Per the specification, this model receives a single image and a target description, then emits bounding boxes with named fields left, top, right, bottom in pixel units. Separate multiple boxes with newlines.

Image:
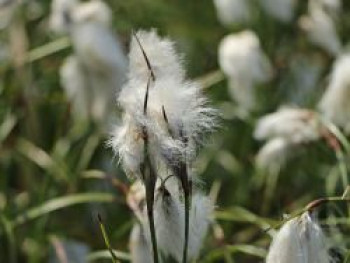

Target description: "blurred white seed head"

left=254, top=107, right=321, bottom=144
left=266, top=212, right=334, bottom=263
left=213, top=0, right=251, bottom=26
left=49, top=0, right=78, bottom=33
left=319, top=54, right=350, bottom=134
left=259, top=0, right=297, bottom=23
left=71, top=0, right=111, bottom=26
left=218, top=30, right=273, bottom=111
left=299, top=7, right=341, bottom=56
left=256, top=138, right=291, bottom=173
left=51, top=0, right=127, bottom=125
left=60, top=55, right=90, bottom=121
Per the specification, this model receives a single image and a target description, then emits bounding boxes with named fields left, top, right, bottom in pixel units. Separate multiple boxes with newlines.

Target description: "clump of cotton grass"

left=218, top=30, right=273, bottom=113
left=299, top=2, right=341, bottom=57
left=212, top=0, right=252, bottom=26
left=319, top=54, right=350, bottom=134
left=254, top=107, right=322, bottom=171
left=49, top=0, right=127, bottom=126
left=266, top=211, right=336, bottom=263
left=259, top=0, right=297, bottom=23
left=109, top=30, right=217, bottom=263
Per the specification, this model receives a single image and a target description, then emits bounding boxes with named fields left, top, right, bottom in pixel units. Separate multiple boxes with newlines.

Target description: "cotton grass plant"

left=109, top=30, right=217, bottom=263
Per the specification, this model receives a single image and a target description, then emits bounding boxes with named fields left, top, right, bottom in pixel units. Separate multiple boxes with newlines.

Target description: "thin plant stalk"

left=97, top=214, right=119, bottom=263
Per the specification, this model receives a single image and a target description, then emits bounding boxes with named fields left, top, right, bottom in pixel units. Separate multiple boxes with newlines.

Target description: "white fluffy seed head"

left=219, top=30, right=272, bottom=84
left=111, top=30, right=217, bottom=179
left=299, top=7, right=341, bottom=56
left=259, top=0, right=297, bottom=23
left=319, top=54, right=350, bottom=134
left=266, top=212, right=334, bottom=263
left=254, top=107, right=321, bottom=144
left=213, top=0, right=251, bottom=26
left=218, top=30, right=272, bottom=111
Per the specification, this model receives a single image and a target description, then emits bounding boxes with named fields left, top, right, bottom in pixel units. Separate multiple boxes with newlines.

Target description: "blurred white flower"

left=299, top=6, right=341, bottom=56
left=111, top=30, right=217, bottom=179
left=130, top=224, right=153, bottom=263
left=256, top=137, right=291, bottom=173
left=255, top=107, right=321, bottom=172
left=213, top=0, right=251, bottom=26
left=60, top=56, right=90, bottom=121
left=218, top=30, right=273, bottom=112
left=319, top=54, right=350, bottom=133
left=49, top=0, right=79, bottom=33
left=259, top=0, right=297, bottom=23
left=266, top=212, right=333, bottom=263
left=254, top=107, right=321, bottom=143
left=51, top=0, right=127, bottom=125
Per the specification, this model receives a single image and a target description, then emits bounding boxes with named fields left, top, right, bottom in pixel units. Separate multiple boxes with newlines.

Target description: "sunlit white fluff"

left=112, top=30, right=217, bottom=178
left=130, top=224, right=153, bottom=263
left=299, top=6, right=341, bottom=56
left=319, top=54, right=350, bottom=133
left=256, top=138, right=291, bottom=173
left=109, top=115, right=144, bottom=178
left=213, top=0, right=251, bottom=26
left=218, top=30, right=273, bottom=112
left=266, top=212, right=333, bottom=263
left=259, top=0, right=296, bottom=23
left=150, top=178, right=213, bottom=262
left=254, top=107, right=321, bottom=143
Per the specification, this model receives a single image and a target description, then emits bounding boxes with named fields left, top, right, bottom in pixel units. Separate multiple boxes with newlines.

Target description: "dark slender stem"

left=183, top=183, right=190, bottom=263
left=132, top=30, right=155, bottom=81
left=143, top=156, right=159, bottom=263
